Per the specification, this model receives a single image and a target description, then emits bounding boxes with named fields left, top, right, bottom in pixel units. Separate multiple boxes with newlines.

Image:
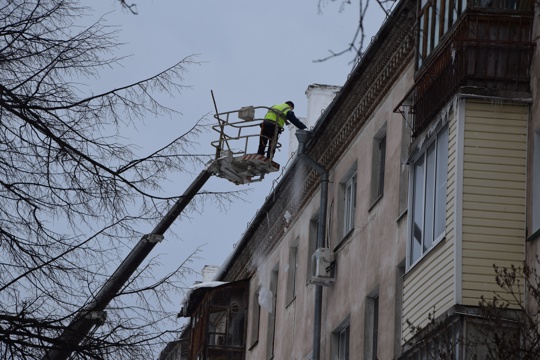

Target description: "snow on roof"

left=189, top=281, right=228, bottom=290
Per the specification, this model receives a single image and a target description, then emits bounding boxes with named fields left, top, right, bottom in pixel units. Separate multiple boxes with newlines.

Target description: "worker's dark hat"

left=285, top=101, right=294, bottom=108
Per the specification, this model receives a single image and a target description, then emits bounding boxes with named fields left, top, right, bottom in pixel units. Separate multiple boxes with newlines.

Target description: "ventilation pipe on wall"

left=295, top=129, right=328, bottom=360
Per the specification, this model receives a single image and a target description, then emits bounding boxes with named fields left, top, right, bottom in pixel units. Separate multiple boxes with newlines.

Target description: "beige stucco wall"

left=246, top=60, right=414, bottom=359
left=320, top=64, right=412, bottom=359
left=246, top=191, right=322, bottom=360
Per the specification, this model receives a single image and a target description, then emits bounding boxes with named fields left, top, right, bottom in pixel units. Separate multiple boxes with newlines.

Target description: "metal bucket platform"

left=211, top=151, right=280, bottom=185
left=210, top=104, right=283, bottom=185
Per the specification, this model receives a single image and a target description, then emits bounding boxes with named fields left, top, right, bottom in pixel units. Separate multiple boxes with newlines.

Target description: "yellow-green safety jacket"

left=264, top=103, right=291, bottom=128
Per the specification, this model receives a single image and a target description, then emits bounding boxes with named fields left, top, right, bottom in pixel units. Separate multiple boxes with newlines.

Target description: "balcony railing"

left=410, top=10, right=534, bottom=137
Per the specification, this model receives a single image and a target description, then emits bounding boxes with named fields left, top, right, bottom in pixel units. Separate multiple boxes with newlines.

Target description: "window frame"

left=371, top=294, right=379, bottom=360
left=249, top=287, right=261, bottom=349
left=337, top=325, right=350, bottom=360
left=286, top=239, right=299, bottom=305
left=332, top=318, right=351, bottom=360
left=394, top=262, right=406, bottom=358
left=343, top=174, right=357, bottom=236
left=398, top=119, right=413, bottom=218
left=364, top=292, right=380, bottom=360
left=408, top=125, right=449, bottom=267
left=339, top=164, right=358, bottom=239
left=266, top=266, right=279, bottom=359
left=371, top=124, right=388, bottom=206
left=307, top=213, right=319, bottom=284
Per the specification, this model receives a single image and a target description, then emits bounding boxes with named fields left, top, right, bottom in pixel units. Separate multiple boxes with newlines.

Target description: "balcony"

left=180, top=280, right=249, bottom=360
left=405, top=1, right=534, bottom=138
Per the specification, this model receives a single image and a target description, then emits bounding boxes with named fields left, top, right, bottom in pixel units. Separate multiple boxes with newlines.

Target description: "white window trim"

left=407, top=124, right=449, bottom=268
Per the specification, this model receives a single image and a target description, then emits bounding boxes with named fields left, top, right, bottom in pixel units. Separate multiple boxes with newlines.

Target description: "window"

left=344, top=174, right=357, bottom=235
left=249, top=287, right=261, bottom=348
left=286, top=239, right=299, bottom=305
left=188, top=281, right=249, bottom=359
left=394, top=262, right=406, bottom=358
left=372, top=295, right=379, bottom=360
left=340, top=166, right=357, bottom=238
left=365, top=293, right=379, bottom=360
left=266, top=267, right=279, bottom=359
left=398, top=119, right=412, bottom=217
left=307, top=214, right=319, bottom=283
left=332, top=319, right=350, bottom=360
left=409, top=125, right=449, bottom=266
left=371, top=124, right=387, bottom=205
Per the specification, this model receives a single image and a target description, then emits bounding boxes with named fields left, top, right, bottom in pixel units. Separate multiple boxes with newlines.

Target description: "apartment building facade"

left=163, top=0, right=539, bottom=358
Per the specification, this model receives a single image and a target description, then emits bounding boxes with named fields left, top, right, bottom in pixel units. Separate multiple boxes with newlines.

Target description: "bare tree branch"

left=314, top=0, right=396, bottom=64
left=118, top=0, right=138, bottom=15
left=0, top=1, right=241, bottom=358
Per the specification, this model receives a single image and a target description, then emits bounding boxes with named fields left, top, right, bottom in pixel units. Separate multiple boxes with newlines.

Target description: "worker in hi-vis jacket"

left=257, top=101, right=307, bottom=158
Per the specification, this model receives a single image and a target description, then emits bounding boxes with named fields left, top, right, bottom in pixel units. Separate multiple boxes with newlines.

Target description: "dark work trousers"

left=257, top=120, right=281, bottom=158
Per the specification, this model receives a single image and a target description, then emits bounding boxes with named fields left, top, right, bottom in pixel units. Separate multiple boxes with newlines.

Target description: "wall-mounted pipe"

left=295, top=129, right=328, bottom=360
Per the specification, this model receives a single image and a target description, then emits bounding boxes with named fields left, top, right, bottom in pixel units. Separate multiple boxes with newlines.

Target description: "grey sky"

left=85, top=0, right=386, bottom=323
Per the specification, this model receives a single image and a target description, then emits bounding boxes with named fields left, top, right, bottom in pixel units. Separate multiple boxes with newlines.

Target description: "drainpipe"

left=295, top=129, right=328, bottom=360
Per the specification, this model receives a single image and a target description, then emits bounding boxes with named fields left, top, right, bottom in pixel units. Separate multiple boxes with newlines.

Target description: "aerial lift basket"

left=210, top=105, right=281, bottom=185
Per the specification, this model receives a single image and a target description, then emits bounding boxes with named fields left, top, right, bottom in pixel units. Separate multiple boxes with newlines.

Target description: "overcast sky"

left=85, top=0, right=387, bottom=322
